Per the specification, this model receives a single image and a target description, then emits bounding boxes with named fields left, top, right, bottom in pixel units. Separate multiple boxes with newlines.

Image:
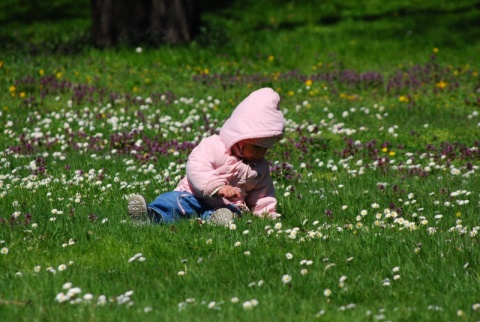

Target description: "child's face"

left=242, top=143, right=268, bottom=162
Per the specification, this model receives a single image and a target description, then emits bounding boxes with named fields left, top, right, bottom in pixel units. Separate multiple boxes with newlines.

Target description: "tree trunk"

left=90, top=0, right=200, bottom=48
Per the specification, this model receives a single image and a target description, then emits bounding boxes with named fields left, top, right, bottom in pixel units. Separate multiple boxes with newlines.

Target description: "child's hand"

left=217, top=185, right=242, bottom=199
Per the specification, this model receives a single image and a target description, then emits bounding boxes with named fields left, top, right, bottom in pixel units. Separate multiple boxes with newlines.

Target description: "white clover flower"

left=282, top=274, right=292, bottom=284
left=1, top=247, right=8, bottom=255
left=234, top=241, right=241, bottom=247
left=361, top=209, right=368, bottom=216
left=323, top=289, right=332, bottom=297
left=58, top=264, right=67, bottom=271
left=274, top=222, right=282, bottom=230
left=34, top=266, right=41, bottom=273
left=229, top=223, right=237, bottom=230
left=177, top=271, right=185, bottom=276
left=300, top=268, right=308, bottom=275
left=392, top=266, right=400, bottom=272
left=371, top=203, right=380, bottom=209
left=244, top=251, right=251, bottom=256
left=243, top=230, right=250, bottom=235
left=231, top=297, right=239, bottom=303
left=393, top=275, right=400, bottom=280
left=285, top=253, right=293, bottom=260
left=63, top=282, right=73, bottom=290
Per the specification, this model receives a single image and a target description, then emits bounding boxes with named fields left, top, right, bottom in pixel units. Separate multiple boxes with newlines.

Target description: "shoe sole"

left=128, top=195, right=148, bottom=221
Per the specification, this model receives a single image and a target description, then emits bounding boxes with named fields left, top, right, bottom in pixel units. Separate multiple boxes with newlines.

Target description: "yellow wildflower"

left=305, top=79, right=313, bottom=86
left=433, top=48, right=439, bottom=54
left=19, top=92, right=26, bottom=98
left=268, top=55, right=274, bottom=62
left=435, top=81, right=447, bottom=89
left=9, top=85, right=16, bottom=93
left=287, top=91, right=294, bottom=97
left=399, top=95, right=409, bottom=103
left=0, top=61, right=3, bottom=68
left=381, top=147, right=388, bottom=153
left=56, top=72, right=62, bottom=79
left=455, top=212, right=461, bottom=217
left=39, top=69, right=44, bottom=76
left=389, top=151, right=396, bottom=157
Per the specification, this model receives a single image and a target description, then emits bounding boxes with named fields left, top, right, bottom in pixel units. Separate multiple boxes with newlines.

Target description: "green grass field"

left=1, top=1, right=479, bottom=321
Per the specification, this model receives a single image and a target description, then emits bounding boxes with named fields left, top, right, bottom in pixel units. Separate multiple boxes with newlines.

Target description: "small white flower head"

left=206, top=238, right=213, bottom=244
left=244, top=251, right=251, bottom=256
left=243, top=230, right=250, bottom=235
left=207, top=301, right=216, bottom=309
left=282, top=274, right=292, bottom=284
left=392, top=266, right=400, bottom=273
left=83, top=293, right=94, bottom=301
left=300, top=268, right=308, bottom=275
left=274, top=222, right=282, bottom=230
left=34, top=266, right=41, bottom=272
left=243, top=301, right=253, bottom=310
left=136, top=47, right=143, bottom=53
left=177, top=271, right=186, bottom=276
left=231, top=297, right=239, bottom=303
left=285, top=253, right=293, bottom=260
left=144, top=307, right=153, bottom=313
left=58, top=264, right=67, bottom=271
left=229, top=223, right=237, bottom=230
left=393, top=274, right=400, bottom=280
left=1, top=247, right=8, bottom=255
left=323, top=289, right=332, bottom=297
left=63, top=282, right=73, bottom=290
left=234, top=241, right=241, bottom=247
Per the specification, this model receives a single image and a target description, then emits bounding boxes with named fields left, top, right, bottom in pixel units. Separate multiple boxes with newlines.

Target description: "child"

left=128, top=87, right=285, bottom=225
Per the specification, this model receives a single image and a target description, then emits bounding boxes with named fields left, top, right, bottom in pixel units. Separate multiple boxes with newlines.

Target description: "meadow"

left=1, top=0, right=479, bottom=321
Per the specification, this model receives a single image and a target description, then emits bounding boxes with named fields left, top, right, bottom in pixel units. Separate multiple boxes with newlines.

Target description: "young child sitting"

left=128, top=87, right=285, bottom=225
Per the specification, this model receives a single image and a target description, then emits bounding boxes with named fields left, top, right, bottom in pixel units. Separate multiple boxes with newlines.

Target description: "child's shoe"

left=128, top=194, right=153, bottom=223
left=210, top=208, right=235, bottom=226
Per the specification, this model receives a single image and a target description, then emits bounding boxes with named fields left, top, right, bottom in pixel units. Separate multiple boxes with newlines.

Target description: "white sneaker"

left=128, top=195, right=152, bottom=223
left=210, top=208, right=235, bottom=226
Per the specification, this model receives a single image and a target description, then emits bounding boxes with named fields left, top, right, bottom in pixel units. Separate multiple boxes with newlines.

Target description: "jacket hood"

left=219, top=88, right=285, bottom=152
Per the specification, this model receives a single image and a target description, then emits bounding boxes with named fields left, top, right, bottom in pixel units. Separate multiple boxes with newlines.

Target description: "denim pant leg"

left=148, top=191, right=211, bottom=224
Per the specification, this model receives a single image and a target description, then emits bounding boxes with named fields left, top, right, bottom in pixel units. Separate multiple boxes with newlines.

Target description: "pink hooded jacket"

left=175, top=88, right=285, bottom=217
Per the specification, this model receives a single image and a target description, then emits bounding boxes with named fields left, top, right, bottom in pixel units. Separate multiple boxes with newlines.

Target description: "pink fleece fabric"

left=174, top=88, right=285, bottom=217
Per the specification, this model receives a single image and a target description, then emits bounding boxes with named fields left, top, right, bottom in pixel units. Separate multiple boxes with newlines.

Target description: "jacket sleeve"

left=186, top=137, right=229, bottom=197
left=245, top=170, right=279, bottom=218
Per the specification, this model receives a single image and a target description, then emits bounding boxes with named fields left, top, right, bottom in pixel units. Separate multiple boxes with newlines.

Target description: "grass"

left=1, top=0, right=480, bottom=321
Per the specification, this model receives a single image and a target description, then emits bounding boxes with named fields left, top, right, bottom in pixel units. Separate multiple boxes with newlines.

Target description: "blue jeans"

left=148, top=191, right=241, bottom=224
